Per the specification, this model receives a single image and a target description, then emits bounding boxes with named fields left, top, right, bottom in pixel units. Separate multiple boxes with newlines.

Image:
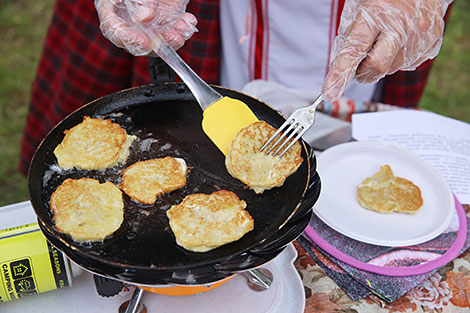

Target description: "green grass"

left=420, top=0, right=470, bottom=121
left=0, top=0, right=468, bottom=206
left=0, top=0, right=54, bottom=206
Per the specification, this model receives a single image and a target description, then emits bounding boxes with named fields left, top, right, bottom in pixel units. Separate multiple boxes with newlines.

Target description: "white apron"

left=219, top=0, right=377, bottom=104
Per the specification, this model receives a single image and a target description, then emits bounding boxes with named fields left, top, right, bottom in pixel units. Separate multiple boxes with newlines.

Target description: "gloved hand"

left=95, top=0, right=197, bottom=56
left=322, top=0, right=452, bottom=102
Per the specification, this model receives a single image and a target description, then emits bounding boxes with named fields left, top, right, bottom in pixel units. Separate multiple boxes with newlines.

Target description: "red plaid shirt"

left=18, top=0, right=448, bottom=175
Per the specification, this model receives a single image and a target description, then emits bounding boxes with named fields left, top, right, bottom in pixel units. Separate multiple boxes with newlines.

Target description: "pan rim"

left=28, top=83, right=313, bottom=272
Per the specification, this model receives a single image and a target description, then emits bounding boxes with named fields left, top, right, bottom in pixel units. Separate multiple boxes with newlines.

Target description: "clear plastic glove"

left=95, top=0, right=197, bottom=56
left=322, top=0, right=452, bottom=102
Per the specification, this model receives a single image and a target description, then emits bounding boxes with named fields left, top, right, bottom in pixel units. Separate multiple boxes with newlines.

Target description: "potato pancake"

left=120, top=157, right=188, bottom=205
left=50, top=178, right=124, bottom=242
left=225, top=121, right=303, bottom=193
left=54, top=116, right=136, bottom=170
left=166, top=190, right=254, bottom=252
left=357, top=165, right=423, bottom=214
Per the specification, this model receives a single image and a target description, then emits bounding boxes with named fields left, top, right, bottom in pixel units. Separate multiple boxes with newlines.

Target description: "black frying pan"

left=28, top=82, right=316, bottom=283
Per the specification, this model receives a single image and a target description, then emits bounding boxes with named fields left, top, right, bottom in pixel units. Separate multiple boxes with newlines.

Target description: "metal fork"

left=260, top=93, right=326, bottom=157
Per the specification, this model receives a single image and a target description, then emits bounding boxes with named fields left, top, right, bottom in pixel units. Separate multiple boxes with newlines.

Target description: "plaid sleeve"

left=19, top=0, right=221, bottom=176
left=18, top=0, right=150, bottom=176
left=378, top=2, right=454, bottom=107
left=179, top=0, right=221, bottom=84
left=378, top=60, right=434, bottom=107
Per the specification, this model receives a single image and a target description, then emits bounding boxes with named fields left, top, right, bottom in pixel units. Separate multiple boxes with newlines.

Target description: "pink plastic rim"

left=304, top=195, right=467, bottom=276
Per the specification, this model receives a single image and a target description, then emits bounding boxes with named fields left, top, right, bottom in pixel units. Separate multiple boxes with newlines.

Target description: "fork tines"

left=260, top=94, right=323, bottom=157
left=259, top=118, right=306, bottom=157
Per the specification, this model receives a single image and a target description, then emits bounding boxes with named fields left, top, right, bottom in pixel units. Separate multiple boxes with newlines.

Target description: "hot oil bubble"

left=43, top=164, right=70, bottom=188
left=160, top=143, right=172, bottom=151
left=43, top=170, right=54, bottom=186
left=139, top=209, right=151, bottom=216
left=108, top=112, right=124, bottom=118
left=139, top=138, right=156, bottom=152
left=49, top=164, right=63, bottom=173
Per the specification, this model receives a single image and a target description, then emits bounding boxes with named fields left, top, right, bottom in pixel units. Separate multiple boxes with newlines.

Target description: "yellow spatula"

left=119, top=5, right=258, bottom=155
left=153, top=41, right=258, bottom=156
left=201, top=96, right=259, bottom=155
left=157, top=42, right=259, bottom=155
left=169, top=55, right=259, bottom=155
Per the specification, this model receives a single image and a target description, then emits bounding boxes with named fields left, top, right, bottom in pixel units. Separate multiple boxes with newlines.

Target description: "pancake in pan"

left=357, top=165, right=423, bottom=214
left=120, top=157, right=188, bottom=205
left=225, top=121, right=303, bottom=194
left=50, top=178, right=124, bottom=242
left=166, top=190, right=254, bottom=252
left=53, top=116, right=136, bottom=170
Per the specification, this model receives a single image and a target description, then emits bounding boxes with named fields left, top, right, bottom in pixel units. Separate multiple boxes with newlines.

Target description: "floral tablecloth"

left=293, top=204, right=470, bottom=312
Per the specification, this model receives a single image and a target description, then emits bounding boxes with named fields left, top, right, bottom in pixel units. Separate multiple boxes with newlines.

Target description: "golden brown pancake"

left=53, top=116, right=136, bottom=170
left=225, top=121, right=303, bottom=194
left=166, top=190, right=254, bottom=252
left=357, top=165, right=423, bottom=214
left=120, top=157, right=188, bottom=205
left=50, top=178, right=124, bottom=242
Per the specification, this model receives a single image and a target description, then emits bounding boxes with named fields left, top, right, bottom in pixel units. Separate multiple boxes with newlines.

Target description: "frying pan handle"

left=148, top=57, right=175, bottom=85
left=93, top=275, right=124, bottom=297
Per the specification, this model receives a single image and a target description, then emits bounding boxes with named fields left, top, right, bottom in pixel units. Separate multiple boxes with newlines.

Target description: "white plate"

left=313, top=141, right=454, bottom=247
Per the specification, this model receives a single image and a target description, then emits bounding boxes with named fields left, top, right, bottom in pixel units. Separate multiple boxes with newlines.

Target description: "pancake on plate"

left=120, top=157, right=188, bottom=205
left=54, top=116, right=136, bottom=170
left=166, top=190, right=254, bottom=252
left=50, top=178, right=124, bottom=242
left=357, top=165, right=423, bottom=214
left=225, top=121, right=303, bottom=194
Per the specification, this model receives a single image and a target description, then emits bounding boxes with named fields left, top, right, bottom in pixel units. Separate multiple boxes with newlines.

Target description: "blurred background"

left=0, top=0, right=469, bottom=206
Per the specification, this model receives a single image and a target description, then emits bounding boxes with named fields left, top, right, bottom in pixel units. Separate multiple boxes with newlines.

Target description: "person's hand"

left=322, top=0, right=452, bottom=102
left=95, top=0, right=197, bottom=56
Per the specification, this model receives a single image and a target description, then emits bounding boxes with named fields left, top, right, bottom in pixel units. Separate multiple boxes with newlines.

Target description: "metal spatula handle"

left=118, top=5, right=221, bottom=110
left=152, top=35, right=222, bottom=109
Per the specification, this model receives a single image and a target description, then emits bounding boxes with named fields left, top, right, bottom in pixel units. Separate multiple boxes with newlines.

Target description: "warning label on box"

left=0, top=223, right=69, bottom=303
left=1, top=258, right=37, bottom=300
left=11, top=259, right=33, bottom=279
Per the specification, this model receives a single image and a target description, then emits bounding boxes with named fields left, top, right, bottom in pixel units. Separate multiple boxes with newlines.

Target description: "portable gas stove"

left=4, top=245, right=304, bottom=313
left=1, top=201, right=305, bottom=313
